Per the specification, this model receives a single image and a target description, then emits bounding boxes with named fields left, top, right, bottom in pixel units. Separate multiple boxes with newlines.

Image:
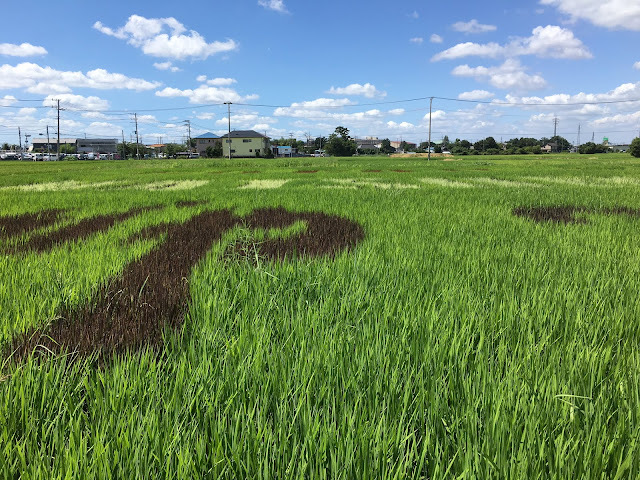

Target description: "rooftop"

left=194, top=132, right=220, bottom=139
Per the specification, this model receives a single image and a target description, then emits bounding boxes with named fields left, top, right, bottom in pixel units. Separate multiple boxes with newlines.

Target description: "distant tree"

left=434, top=145, right=442, bottom=153
left=578, top=142, right=607, bottom=154
left=1, top=143, right=9, bottom=150
left=165, top=143, right=181, bottom=158
left=550, top=136, right=571, bottom=152
left=205, top=142, right=223, bottom=158
left=380, top=138, right=395, bottom=154
left=629, top=138, right=640, bottom=158
left=442, top=135, right=450, bottom=149
left=325, top=126, right=357, bottom=157
left=60, top=144, right=76, bottom=154
left=474, top=137, right=498, bottom=152
left=314, top=137, right=327, bottom=150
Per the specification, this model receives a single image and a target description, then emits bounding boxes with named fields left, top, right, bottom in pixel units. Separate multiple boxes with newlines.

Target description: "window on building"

left=226, top=140, right=232, bottom=143
left=230, top=149, right=236, bottom=153
left=243, top=139, right=251, bottom=143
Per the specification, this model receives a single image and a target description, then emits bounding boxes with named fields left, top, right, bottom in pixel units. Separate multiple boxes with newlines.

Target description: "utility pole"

left=18, top=127, right=23, bottom=161
left=134, top=113, right=140, bottom=160
left=183, top=120, right=192, bottom=152
left=577, top=124, right=581, bottom=147
left=592, top=132, right=595, bottom=143
left=428, top=97, right=433, bottom=161
left=46, top=126, right=51, bottom=158
left=552, top=116, right=559, bottom=152
left=121, top=130, right=126, bottom=159
left=56, top=99, right=61, bottom=161
left=224, top=102, right=232, bottom=159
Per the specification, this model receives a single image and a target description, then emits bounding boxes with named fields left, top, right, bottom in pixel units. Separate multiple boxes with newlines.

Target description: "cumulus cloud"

left=0, top=95, right=17, bottom=107
left=0, top=43, right=47, bottom=57
left=0, top=62, right=160, bottom=94
left=155, top=85, right=258, bottom=104
left=207, top=78, right=237, bottom=86
left=43, top=94, right=110, bottom=111
left=388, top=108, right=405, bottom=115
left=410, top=37, right=424, bottom=45
left=540, top=0, right=640, bottom=31
left=409, top=11, right=419, bottom=19
left=634, top=61, right=640, bottom=70
left=327, top=83, right=386, bottom=98
left=458, top=90, right=495, bottom=100
left=432, top=25, right=591, bottom=60
left=153, top=61, right=180, bottom=72
left=430, top=34, right=443, bottom=44
left=452, top=19, right=497, bottom=34
left=500, top=81, right=640, bottom=105
left=93, top=15, right=238, bottom=60
left=258, top=0, right=289, bottom=14
left=452, top=59, right=547, bottom=90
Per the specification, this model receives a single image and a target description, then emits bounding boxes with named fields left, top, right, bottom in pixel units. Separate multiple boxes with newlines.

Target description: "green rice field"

left=1, top=153, right=639, bottom=478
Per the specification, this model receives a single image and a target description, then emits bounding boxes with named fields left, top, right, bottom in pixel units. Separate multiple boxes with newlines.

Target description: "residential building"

left=390, top=140, right=417, bottom=152
left=355, top=138, right=382, bottom=151
left=222, top=130, right=269, bottom=158
left=194, top=132, right=221, bottom=157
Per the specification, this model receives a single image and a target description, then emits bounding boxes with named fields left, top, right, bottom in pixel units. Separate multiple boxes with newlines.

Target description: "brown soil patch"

left=7, top=207, right=364, bottom=363
left=513, top=205, right=640, bottom=224
left=7, top=206, right=161, bottom=254
left=296, top=170, right=318, bottom=174
left=0, top=209, right=65, bottom=239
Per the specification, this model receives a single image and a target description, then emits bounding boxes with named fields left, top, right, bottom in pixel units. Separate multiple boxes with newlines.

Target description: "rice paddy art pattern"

left=513, top=205, right=640, bottom=224
left=5, top=207, right=364, bottom=362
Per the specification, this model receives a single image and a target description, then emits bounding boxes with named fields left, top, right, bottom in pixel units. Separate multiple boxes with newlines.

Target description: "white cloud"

left=430, top=34, right=443, bottom=44
left=634, top=61, right=640, bottom=70
left=386, top=121, right=416, bottom=131
left=0, top=43, right=47, bottom=57
left=452, top=19, right=497, bottom=34
left=540, top=0, right=640, bottom=31
left=410, top=37, right=424, bottom=45
left=94, top=15, right=238, bottom=61
left=0, top=62, right=160, bottom=93
left=409, top=11, right=419, bottom=19
left=432, top=25, right=591, bottom=61
left=258, top=0, right=289, bottom=14
left=153, top=61, right=180, bottom=72
left=458, top=90, right=495, bottom=100
left=43, top=94, right=110, bottom=111
left=196, top=112, right=215, bottom=120
left=592, top=111, right=640, bottom=126
left=155, top=85, right=258, bottom=104
left=327, top=83, right=386, bottom=98
left=206, top=77, right=237, bottom=86
left=388, top=108, right=405, bottom=115
left=0, top=95, right=17, bottom=107
left=196, top=75, right=207, bottom=82
left=501, top=81, right=640, bottom=105
left=452, top=59, right=547, bottom=90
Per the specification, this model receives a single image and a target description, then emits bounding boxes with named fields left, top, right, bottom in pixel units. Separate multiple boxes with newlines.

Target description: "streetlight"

left=39, top=126, right=54, bottom=159
left=24, top=134, right=31, bottom=159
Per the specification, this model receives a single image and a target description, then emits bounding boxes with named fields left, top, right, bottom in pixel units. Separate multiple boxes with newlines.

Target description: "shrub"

left=630, top=138, right=640, bottom=158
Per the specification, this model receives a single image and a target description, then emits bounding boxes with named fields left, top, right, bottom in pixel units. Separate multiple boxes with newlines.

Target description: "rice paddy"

left=1, top=153, right=639, bottom=478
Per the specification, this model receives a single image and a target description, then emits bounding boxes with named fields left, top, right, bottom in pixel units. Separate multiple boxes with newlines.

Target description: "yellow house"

left=222, top=130, right=270, bottom=158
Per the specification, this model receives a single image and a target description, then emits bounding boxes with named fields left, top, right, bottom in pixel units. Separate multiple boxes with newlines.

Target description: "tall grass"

left=0, top=154, right=639, bottom=478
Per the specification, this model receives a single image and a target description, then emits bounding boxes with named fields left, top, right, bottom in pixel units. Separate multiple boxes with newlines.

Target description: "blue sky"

left=1, top=0, right=639, bottom=146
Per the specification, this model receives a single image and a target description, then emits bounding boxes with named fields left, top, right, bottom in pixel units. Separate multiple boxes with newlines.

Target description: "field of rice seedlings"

left=1, top=153, right=639, bottom=478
